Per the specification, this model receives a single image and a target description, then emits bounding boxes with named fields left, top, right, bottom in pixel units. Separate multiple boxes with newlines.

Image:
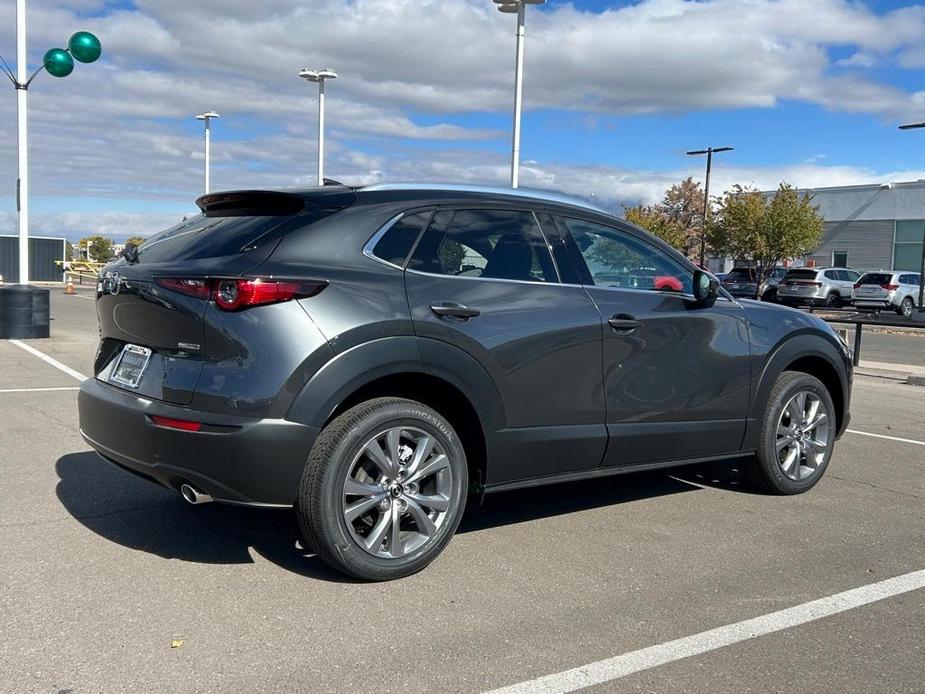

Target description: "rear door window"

left=408, top=209, right=557, bottom=283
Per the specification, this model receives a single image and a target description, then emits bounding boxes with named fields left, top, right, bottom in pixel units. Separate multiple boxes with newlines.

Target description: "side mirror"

left=693, top=269, right=719, bottom=307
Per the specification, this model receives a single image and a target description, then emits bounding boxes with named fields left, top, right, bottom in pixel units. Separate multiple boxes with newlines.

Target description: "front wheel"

left=297, top=398, right=468, bottom=581
left=745, top=371, right=835, bottom=494
left=897, top=297, right=914, bottom=317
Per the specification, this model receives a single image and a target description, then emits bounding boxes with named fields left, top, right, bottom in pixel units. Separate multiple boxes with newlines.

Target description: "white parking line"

left=0, top=387, right=80, bottom=394
left=484, top=570, right=925, bottom=694
left=846, top=429, right=925, bottom=447
left=8, top=340, right=87, bottom=382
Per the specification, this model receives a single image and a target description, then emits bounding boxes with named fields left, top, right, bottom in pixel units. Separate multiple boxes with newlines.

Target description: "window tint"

left=726, top=268, right=756, bottom=281
left=857, top=272, right=892, bottom=285
left=846, top=270, right=860, bottom=282
left=371, top=212, right=430, bottom=266
left=137, top=209, right=336, bottom=263
left=408, top=209, right=557, bottom=283
left=824, top=270, right=839, bottom=280
left=901, top=274, right=920, bottom=286
left=560, top=218, right=692, bottom=294
left=785, top=269, right=819, bottom=281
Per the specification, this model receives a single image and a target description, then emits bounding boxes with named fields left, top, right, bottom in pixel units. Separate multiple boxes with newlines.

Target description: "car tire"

left=745, top=371, right=836, bottom=495
left=297, top=397, right=468, bottom=581
left=761, top=288, right=778, bottom=303
left=825, top=292, right=839, bottom=308
left=897, top=297, right=914, bottom=317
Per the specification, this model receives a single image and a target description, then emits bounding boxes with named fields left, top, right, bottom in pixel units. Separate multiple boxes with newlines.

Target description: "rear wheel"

left=297, top=398, right=467, bottom=581
left=897, top=297, right=914, bottom=317
left=824, top=292, right=839, bottom=308
left=745, top=371, right=835, bottom=494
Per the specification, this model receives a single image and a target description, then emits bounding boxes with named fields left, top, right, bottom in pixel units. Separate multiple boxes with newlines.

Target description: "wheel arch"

left=749, top=333, right=850, bottom=442
left=286, top=336, right=505, bottom=494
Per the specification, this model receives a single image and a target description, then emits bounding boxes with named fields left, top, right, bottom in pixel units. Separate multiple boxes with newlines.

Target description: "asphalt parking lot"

left=1, top=288, right=923, bottom=693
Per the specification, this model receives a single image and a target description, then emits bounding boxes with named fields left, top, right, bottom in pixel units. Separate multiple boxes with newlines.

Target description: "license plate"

left=110, top=344, right=152, bottom=389
left=861, top=287, right=876, bottom=293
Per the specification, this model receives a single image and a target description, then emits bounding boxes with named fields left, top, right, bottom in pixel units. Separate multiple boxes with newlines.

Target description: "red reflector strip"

left=150, top=415, right=202, bottom=432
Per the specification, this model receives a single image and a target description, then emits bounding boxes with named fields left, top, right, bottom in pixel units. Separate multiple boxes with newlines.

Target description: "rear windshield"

left=137, top=208, right=337, bottom=263
left=725, top=268, right=755, bottom=280
left=857, top=272, right=893, bottom=285
left=783, top=269, right=818, bottom=280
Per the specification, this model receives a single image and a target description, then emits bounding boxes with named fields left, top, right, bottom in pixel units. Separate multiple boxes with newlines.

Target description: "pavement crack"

left=828, top=473, right=925, bottom=501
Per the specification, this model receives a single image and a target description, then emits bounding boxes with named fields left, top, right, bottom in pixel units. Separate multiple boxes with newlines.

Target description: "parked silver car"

left=778, top=267, right=861, bottom=308
left=853, top=271, right=922, bottom=316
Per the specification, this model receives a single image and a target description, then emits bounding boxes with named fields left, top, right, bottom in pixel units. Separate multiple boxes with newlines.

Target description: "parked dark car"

left=78, top=184, right=853, bottom=580
left=721, top=266, right=788, bottom=301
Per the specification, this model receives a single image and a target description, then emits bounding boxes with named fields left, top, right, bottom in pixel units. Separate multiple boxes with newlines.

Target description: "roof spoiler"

left=196, top=189, right=356, bottom=217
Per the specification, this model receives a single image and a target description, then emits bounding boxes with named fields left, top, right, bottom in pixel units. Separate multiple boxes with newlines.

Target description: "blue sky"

left=1, top=0, right=924, bottom=239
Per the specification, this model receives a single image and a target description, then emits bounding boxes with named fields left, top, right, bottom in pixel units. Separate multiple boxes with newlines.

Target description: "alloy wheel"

left=342, top=426, right=454, bottom=559
left=775, top=391, right=831, bottom=481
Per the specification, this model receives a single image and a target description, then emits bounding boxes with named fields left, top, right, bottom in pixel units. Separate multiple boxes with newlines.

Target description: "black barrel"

left=0, top=285, right=51, bottom=339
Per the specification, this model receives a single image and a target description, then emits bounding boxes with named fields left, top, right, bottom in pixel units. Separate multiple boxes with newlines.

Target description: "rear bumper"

left=853, top=300, right=893, bottom=310
left=78, top=378, right=319, bottom=506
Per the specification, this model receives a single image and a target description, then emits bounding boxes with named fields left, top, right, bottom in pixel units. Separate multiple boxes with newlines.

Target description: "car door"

left=404, top=206, right=607, bottom=484
left=552, top=215, right=751, bottom=467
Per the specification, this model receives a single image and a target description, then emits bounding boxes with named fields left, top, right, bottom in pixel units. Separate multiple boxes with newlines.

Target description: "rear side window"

left=137, top=208, right=337, bottom=263
left=824, top=270, right=839, bottom=280
left=408, top=209, right=557, bottom=283
left=784, top=269, right=818, bottom=281
left=857, top=272, right=892, bottom=285
left=371, top=212, right=430, bottom=266
left=901, top=274, right=920, bottom=286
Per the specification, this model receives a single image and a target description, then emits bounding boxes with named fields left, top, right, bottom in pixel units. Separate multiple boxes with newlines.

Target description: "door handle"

left=430, top=302, right=480, bottom=319
left=608, top=314, right=642, bottom=333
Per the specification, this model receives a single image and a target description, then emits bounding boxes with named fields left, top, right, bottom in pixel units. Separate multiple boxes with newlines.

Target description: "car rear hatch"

left=780, top=269, right=821, bottom=294
left=853, top=272, right=895, bottom=302
left=94, top=189, right=354, bottom=405
left=722, top=270, right=758, bottom=293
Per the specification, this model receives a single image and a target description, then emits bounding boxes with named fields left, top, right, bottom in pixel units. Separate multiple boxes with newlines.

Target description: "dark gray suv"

left=78, top=184, right=853, bottom=580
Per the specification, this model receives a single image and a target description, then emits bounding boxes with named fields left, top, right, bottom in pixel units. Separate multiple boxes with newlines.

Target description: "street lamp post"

left=0, top=1, right=100, bottom=338
left=494, top=0, right=546, bottom=189
left=687, top=146, right=734, bottom=267
left=898, top=122, right=925, bottom=313
left=195, top=112, right=220, bottom=194
left=299, top=68, right=337, bottom=186
left=1, top=3, right=101, bottom=286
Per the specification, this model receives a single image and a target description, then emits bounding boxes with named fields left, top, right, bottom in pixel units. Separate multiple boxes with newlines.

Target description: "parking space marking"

left=846, top=429, right=925, bottom=447
left=0, top=387, right=80, bottom=394
left=484, top=570, right=925, bottom=694
left=8, top=340, right=87, bottom=382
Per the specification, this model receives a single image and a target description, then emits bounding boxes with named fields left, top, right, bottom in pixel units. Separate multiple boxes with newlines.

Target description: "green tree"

left=124, top=235, right=146, bottom=248
left=80, top=235, right=113, bottom=262
left=708, top=183, right=824, bottom=280
left=623, top=177, right=705, bottom=258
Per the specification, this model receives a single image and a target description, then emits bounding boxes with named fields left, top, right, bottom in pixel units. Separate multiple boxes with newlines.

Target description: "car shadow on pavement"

left=56, top=452, right=746, bottom=582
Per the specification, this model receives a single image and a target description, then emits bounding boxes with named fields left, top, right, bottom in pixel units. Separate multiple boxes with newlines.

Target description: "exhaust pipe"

left=180, top=483, right=213, bottom=505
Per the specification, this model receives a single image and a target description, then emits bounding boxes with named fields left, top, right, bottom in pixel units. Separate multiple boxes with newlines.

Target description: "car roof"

left=357, top=183, right=611, bottom=215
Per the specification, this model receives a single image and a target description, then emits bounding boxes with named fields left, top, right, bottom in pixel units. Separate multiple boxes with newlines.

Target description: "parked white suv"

left=853, top=271, right=922, bottom=317
left=778, top=267, right=861, bottom=308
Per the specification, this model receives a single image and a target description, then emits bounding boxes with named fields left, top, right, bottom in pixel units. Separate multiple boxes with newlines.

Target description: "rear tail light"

left=854, top=283, right=861, bottom=289
left=881, top=284, right=899, bottom=291
left=156, top=277, right=326, bottom=310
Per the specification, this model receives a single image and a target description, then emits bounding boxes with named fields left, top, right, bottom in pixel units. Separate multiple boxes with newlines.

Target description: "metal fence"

left=0, top=236, right=68, bottom=283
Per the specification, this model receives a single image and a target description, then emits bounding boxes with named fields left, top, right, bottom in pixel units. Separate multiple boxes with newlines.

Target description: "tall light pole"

left=494, top=0, right=546, bottom=189
left=1, top=5, right=100, bottom=286
left=299, top=68, right=337, bottom=186
left=687, top=146, right=734, bottom=267
left=898, top=121, right=925, bottom=312
left=195, top=112, right=220, bottom=194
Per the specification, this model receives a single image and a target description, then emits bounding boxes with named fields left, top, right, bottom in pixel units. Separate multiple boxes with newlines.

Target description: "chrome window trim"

left=362, top=213, right=407, bottom=270
left=405, top=267, right=559, bottom=288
